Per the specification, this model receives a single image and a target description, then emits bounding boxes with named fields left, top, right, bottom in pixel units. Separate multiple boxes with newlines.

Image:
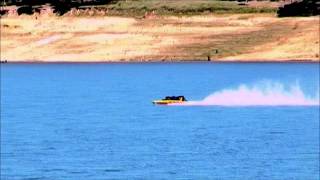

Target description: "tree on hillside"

left=1, top=0, right=116, bottom=6
left=1, top=0, right=119, bottom=15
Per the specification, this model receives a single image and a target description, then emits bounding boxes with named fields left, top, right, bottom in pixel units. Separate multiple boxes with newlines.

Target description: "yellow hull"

left=153, top=100, right=185, bottom=105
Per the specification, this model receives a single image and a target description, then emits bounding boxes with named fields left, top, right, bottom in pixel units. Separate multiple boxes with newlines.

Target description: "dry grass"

left=1, top=14, right=319, bottom=62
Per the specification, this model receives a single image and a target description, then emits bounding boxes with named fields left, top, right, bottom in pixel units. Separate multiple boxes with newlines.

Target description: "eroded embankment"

left=1, top=14, right=319, bottom=62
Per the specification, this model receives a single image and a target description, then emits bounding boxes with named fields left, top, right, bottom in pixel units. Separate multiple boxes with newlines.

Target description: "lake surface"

left=1, top=63, right=319, bottom=180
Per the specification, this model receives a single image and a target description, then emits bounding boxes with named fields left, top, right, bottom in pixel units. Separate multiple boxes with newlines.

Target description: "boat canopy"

left=163, top=96, right=186, bottom=101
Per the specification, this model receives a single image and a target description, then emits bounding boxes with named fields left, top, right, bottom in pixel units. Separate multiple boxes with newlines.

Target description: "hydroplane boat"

left=153, top=96, right=187, bottom=105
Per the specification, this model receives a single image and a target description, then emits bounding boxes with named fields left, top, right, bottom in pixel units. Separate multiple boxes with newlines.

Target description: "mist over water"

left=175, top=81, right=319, bottom=106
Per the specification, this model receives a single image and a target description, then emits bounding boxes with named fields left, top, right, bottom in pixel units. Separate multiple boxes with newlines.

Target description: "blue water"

left=1, top=63, right=319, bottom=180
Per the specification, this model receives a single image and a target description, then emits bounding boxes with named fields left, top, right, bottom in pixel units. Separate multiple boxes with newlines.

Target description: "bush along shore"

left=1, top=0, right=319, bottom=17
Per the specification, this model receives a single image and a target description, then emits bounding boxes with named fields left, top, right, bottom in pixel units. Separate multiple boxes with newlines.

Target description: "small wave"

left=104, top=169, right=123, bottom=172
left=172, top=82, right=319, bottom=106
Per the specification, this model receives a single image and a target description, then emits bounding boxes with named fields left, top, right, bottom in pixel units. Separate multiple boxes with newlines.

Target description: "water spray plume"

left=173, top=82, right=319, bottom=106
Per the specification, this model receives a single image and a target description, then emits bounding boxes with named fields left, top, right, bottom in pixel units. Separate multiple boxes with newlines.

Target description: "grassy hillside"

left=82, top=0, right=277, bottom=16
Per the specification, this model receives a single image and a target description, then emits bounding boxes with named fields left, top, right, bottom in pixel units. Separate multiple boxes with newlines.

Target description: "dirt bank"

left=1, top=14, right=319, bottom=62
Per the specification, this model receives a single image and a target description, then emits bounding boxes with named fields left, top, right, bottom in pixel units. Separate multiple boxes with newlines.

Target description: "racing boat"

left=153, top=96, right=187, bottom=105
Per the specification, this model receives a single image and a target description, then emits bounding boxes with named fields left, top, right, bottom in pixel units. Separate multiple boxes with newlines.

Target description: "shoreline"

left=2, top=59, right=319, bottom=64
